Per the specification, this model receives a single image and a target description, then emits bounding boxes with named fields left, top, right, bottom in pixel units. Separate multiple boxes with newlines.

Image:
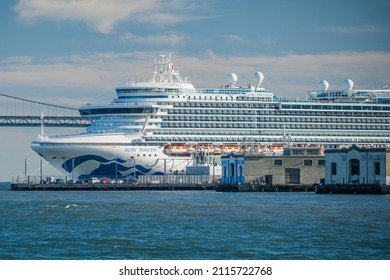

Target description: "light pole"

left=72, top=158, right=75, bottom=181
left=24, top=158, right=27, bottom=179
left=40, top=159, right=43, bottom=184
left=213, top=156, right=215, bottom=182
left=115, top=158, right=118, bottom=180
left=130, top=156, right=136, bottom=179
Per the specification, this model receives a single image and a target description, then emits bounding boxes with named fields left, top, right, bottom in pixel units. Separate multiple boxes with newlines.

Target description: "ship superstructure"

left=32, top=53, right=390, bottom=179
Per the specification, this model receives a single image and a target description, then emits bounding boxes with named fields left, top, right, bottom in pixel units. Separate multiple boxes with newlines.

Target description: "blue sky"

left=1, top=0, right=389, bottom=101
left=0, top=0, right=389, bottom=180
left=2, top=0, right=389, bottom=57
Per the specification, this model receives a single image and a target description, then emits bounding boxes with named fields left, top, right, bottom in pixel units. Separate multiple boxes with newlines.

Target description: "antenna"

left=152, top=53, right=183, bottom=83
left=38, top=112, right=48, bottom=141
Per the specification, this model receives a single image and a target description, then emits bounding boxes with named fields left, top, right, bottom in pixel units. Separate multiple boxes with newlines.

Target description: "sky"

left=0, top=0, right=389, bottom=181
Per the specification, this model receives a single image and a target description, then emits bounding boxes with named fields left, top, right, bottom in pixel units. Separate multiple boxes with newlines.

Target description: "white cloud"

left=324, top=25, right=388, bottom=34
left=199, top=49, right=216, bottom=60
left=222, top=34, right=245, bottom=43
left=0, top=56, right=34, bottom=65
left=0, top=51, right=389, bottom=105
left=13, top=0, right=208, bottom=34
left=173, top=51, right=390, bottom=97
left=121, top=32, right=186, bottom=46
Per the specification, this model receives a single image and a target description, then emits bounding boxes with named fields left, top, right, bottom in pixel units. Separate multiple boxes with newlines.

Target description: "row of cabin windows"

left=281, top=104, right=390, bottom=111
left=172, top=104, right=390, bottom=117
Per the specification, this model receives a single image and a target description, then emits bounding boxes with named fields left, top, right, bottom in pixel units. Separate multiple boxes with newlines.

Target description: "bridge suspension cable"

left=0, top=92, right=78, bottom=111
left=0, top=92, right=90, bottom=127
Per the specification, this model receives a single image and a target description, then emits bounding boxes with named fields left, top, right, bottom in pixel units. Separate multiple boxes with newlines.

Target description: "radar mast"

left=152, top=53, right=184, bottom=83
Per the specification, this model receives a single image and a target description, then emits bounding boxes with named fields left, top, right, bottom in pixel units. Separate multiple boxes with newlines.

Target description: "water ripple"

left=0, top=191, right=389, bottom=259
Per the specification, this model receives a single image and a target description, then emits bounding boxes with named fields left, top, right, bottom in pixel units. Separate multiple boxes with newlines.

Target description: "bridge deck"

left=0, top=116, right=90, bottom=127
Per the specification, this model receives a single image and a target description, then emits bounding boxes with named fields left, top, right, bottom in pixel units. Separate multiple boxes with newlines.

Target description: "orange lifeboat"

left=219, top=145, right=239, bottom=153
left=164, top=145, right=188, bottom=154
left=196, top=145, right=215, bottom=152
left=270, top=145, right=284, bottom=152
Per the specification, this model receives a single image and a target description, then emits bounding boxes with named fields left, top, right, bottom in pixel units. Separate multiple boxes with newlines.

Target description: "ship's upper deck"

left=114, top=53, right=273, bottom=100
left=307, top=80, right=390, bottom=104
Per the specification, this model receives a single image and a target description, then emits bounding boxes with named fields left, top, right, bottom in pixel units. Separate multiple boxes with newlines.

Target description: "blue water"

left=0, top=184, right=389, bottom=260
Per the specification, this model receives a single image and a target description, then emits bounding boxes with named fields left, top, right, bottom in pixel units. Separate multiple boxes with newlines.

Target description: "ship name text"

left=125, top=147, right=157, bottom=153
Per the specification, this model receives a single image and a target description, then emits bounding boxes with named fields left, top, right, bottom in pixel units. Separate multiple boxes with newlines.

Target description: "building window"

left=230, top=163, right=235, bottom=177
left=374, top=162, right=381, bottom=175
left=350, top=159, right=360, bottom=176
left=274, top=159, right=282, bottom=166
left=304, top=159, right=312, bottom=166
left=318, top=159, right=325, bottom=166
left=331, top=162, right=337, bottom=175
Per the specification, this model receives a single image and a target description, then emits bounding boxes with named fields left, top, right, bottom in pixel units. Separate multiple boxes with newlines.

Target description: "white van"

left=88, top=177, right=100, bottom=183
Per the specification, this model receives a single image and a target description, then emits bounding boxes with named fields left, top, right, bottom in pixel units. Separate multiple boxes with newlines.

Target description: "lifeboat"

left=273, top=145, right=284, bottom=150
left=195, top=145, right=215, bottom=152
left=269, top=145, right=284, bottom=152
left=219, top=145, right=240, bottom=153
left=164, top=145, right=188, bottom=154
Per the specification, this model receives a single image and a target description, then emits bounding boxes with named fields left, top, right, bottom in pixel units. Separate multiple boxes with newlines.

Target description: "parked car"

left=111, top=179, right=124, bottom=184
left=127, top=178, right=138, bottom=184
left=88, top=177, right=100, bottom=184
left=55, top=178, right=64, bottom=184
left=100, top=178, right=110, bottom=184
left=75, top=180, right=86, bottom=184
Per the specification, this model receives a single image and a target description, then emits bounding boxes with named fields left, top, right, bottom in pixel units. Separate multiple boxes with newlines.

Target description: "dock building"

left=325, top=145, right=390, bottom=185
left=221, top=146, right=325, bottom=186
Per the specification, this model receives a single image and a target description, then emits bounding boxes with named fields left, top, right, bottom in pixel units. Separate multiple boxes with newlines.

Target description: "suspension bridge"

left=0, top=93, right=90, bottom=127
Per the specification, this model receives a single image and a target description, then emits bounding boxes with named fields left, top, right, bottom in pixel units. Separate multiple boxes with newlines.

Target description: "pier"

left=315, top=184, right=390, bottom=194
left=10, top=181, right=315, bottom=192
left=216, top=184, right=314, bottom=192
left=10, top=174, right=218, bottom=191
left=10, top=182, right=216, bottom=191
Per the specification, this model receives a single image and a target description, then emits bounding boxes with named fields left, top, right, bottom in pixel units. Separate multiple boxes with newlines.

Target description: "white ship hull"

left=32, top=134, right=192, bottom=179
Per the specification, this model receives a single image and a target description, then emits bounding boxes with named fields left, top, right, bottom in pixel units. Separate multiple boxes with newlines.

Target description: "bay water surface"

left=0, top=183, right=389, bottom=260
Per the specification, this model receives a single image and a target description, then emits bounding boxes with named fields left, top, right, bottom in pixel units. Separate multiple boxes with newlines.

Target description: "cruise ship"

left=31, top=53, right=390, bottom=179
